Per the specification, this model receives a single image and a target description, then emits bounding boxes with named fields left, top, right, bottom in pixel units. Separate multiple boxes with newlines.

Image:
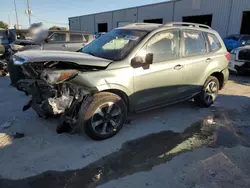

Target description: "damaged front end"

left=16, top=61, right=99, bottom=132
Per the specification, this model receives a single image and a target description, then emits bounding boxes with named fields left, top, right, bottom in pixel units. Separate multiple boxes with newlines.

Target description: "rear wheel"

left=78, top=92, right=127, bottom=140
left=194, top=76, right=219, bottom=107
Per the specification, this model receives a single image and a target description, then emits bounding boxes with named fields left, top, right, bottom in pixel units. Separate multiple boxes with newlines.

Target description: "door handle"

left=62, top=44, right=68, bottom=47
left=205, top=58, right=212, bottom=63
left=174, top=64, right=183, bottom=70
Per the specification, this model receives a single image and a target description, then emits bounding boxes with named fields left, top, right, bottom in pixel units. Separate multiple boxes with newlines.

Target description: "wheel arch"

left=97, top=84, right=132, bottom=112
left=210, top=72, right=224, bottom=90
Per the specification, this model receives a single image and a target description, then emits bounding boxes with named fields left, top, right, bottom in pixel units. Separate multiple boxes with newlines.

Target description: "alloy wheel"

left=91, top=102, right=122, bottom=135
left=204, top=81, right=218, bottom=104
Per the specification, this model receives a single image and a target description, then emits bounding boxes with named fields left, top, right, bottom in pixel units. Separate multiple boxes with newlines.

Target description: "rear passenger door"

left=181, top=30, right=211, bottom=94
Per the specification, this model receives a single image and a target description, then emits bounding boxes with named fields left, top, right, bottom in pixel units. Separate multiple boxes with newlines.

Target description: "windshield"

left=81, top=29, right=148, bottom=61
left=224, top=35, right=240, bottom=41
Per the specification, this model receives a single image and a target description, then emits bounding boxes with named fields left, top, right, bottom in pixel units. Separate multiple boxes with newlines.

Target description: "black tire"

left=194, top=76, right=219, bottom=108
left=78, top=92, right=127, bottom=140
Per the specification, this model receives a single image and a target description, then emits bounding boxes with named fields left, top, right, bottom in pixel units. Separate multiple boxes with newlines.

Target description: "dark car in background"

left=223, top=34, right=250, bottom=52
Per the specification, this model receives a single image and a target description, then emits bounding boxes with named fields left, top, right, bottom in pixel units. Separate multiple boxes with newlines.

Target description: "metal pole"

left=8, top=15, right=10, bottom=26
left=13, top=0, right=19, bottom=28
left=27, top=0, right=31, bottom=26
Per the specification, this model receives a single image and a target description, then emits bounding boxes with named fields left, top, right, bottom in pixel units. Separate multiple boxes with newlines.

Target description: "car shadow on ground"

left=1, top=93, right=250, bottom=188
left=229, top=74, right=250, bottom=86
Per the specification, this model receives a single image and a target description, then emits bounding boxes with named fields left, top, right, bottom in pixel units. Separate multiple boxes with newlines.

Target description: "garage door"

left=117, top=22, right=133, bottom=28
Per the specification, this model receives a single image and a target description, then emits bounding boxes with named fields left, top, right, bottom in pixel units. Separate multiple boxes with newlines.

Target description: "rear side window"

left=70, top=34, right=86, bottom=42
left=183, top=30, right=206, bottom=56
left=206, top=33, right=221, bottom=52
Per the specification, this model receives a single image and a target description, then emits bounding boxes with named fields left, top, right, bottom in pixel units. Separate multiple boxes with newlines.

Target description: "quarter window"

left=206, top=33, right=221, bottom=52
left=183, top=30, right=206, bottom=56
left=146, top=30, right=180, bottom=63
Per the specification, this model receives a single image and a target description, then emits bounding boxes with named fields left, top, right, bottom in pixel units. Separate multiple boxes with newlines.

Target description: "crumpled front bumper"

left=17, top=79, right=57, bottom=117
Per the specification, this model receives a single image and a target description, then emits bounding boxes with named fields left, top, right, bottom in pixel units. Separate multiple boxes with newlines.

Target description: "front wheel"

left=78, top=92, right=127, bottom=140
left=194, top=76, right=219, bottom=107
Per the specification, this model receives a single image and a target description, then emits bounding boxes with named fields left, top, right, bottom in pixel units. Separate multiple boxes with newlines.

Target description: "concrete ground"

left=0, top=75, right=250, bottom=188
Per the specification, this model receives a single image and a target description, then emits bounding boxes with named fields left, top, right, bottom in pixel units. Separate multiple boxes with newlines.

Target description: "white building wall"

left=113, top=8, right=137, bottom=28
left=69, top=17, right=81, bottom=31
left=137, top=2, right=174, bottom=23
left=71, top=0, right=250, bottom=36
left=80, top=15, right=95, bottom=33
left=94, top=12, right=113, bottom=32
left=174, top=0, right=231, bottom=38
left=228, top=0, right=250, bottom=35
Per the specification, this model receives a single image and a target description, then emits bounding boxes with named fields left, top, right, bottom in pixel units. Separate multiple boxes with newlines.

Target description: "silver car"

left=13, top=22, right=229, bottom=140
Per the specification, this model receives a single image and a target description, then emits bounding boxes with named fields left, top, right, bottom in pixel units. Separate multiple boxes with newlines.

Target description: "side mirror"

left=131, top=56, right=143, bottom=68
left=145, top=53, right=153, bottom=64
left=44, top=38, right=49, bottom=43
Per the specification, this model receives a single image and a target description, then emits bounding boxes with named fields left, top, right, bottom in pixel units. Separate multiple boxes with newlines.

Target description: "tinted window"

left=49, top=33, right=66, bottom=42
left=82, top=29, right=148, bottom=61
left=146, top=30, right=180, bottom=63
left=206, top=33, right=221, bottom=52
left=183, top=30, right=206, bottom=56
left=70, top=34, right=84, bottom=42
left=240, top=36, right=250, bottom=45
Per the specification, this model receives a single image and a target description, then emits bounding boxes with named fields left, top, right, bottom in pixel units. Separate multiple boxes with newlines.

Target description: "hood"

left=12, top=39, right=37, bottom=45
left=14, top=50, right=112, bottom=67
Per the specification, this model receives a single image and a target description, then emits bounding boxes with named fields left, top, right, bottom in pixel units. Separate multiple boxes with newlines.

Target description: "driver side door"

left=132, top=29, right=186, bottom=111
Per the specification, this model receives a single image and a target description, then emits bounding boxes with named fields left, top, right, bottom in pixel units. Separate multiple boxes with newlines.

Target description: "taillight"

left=225, top=52, right=231, bottom=60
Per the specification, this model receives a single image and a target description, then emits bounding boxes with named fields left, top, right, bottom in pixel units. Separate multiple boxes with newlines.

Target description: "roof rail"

left=164, top=22, right=211, bottom=29
left=123, top=22, right=161, bottom=27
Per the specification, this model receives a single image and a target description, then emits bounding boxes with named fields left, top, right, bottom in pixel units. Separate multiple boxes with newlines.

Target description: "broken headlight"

left=41, top=69, right=79, bottom=84
left=10, top=44, right=24, bottom=52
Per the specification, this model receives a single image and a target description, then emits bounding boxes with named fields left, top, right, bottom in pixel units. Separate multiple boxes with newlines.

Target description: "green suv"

left=13, top=22, right=229, bottom=140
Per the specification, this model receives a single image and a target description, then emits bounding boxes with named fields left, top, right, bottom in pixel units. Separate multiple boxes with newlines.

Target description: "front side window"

left=205, top=33, right=221, bottom=52
left=49, top=33, right=66, bottom=42
left=144, top=30, right=180, bottom=63
left=183, top=30, right=206, bottom=56
left=82, top=29, right=148, bottom=61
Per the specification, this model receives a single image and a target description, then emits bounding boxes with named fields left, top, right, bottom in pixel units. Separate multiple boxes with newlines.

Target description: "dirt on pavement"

left=0, top=75, right=250, bottom=188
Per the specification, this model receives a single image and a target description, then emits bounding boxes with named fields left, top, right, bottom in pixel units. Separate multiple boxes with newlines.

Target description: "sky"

left=0, top=0, right=167, bottom=29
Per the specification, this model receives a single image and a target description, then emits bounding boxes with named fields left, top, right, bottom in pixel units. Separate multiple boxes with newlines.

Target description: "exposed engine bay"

left=17, top=61, right=102, bottom=133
